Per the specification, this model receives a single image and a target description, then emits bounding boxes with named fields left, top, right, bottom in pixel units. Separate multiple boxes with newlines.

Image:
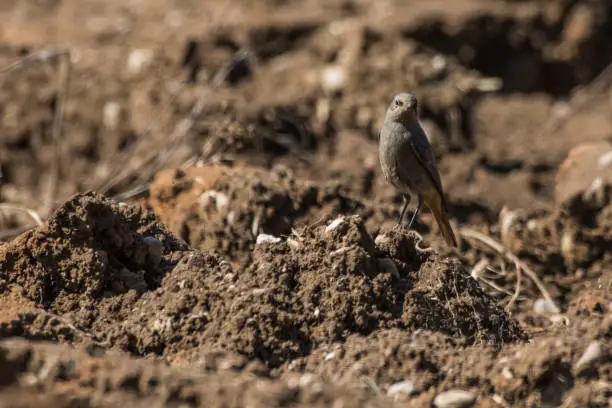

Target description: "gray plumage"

left=378, top=92, right=457, bottom=247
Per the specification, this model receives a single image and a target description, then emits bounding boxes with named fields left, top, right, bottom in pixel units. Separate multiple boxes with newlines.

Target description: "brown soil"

left=1, top=0, right=612, bottom=407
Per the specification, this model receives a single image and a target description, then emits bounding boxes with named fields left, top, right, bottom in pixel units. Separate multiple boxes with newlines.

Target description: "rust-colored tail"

left=424, top=191, right=458, bottom=248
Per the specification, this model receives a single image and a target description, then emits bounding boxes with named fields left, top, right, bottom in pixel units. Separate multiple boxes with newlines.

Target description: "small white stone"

left=597, top=151, right=612, bottom=168
left=227, top=211, right=236, bottom=225
left=574, top=341, right=603, bottom=375
left=324, top=351, right=336, bottom=361
left=501, top=366, right=513, bottom=379
left=256, top=234, right=282, bottom=245
left=127, top=48, right=154, bottom=75
left=387, top=380, right=416, bottom=397
left=324, top=217, right=346, bottom=234
left=533, top=298, right=560, bottom=315
left=287, top=238, right=301, bottom=250
left=103, top=101, right=121, bottom=131
left=321, top=65, right=346, bottom=94
left=431, top=54, right=447, bottom=72
left=374, top=234, right=390, bottom=246
left=433, top=390, right=475, bottom=408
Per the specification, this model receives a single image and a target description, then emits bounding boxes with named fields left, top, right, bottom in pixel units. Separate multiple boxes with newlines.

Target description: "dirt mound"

left=102, top=215, right=523, bottom=367
left=0, top=192, right=188, bottom=310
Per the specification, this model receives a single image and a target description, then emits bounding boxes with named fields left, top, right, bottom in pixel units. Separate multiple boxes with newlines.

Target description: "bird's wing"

left=406, top=123, right=447, bottom=205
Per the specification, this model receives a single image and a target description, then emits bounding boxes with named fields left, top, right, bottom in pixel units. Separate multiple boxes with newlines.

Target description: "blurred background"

left=0, top=0, right=611, bottom=235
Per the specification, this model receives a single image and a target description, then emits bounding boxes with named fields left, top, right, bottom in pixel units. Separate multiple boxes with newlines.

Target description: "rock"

left=143, top=236, right=163, bottom=266
left=533, top=298, right=561, bottom=315
left=324, top=217, right=346, bottom=235
left=127, top=48, right=155, bottom=75
left=321, top=65, right=346, bottom=94
left=287, top=238, right=301, bottom=250
left=256, top=234, right=282, bottom=245
left=574, top=340, right=603, bottom=376
left=433, top=389, right=476, bottom=408
left=387, top=381, right=416, bottom=397
left=103, top=101, right=121, bottom=131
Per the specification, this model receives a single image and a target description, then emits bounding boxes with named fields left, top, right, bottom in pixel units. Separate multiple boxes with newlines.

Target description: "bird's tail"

left=425, top=191, right=458, bottom=248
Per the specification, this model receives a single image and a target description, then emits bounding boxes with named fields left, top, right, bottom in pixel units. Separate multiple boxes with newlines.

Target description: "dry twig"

left=0, top=204, right=44, bottom=226
left=460, top=227, right=557, bottom=311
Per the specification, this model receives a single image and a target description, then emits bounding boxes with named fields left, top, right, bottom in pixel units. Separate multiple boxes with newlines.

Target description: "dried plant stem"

left=505, top=256, right=522, bottom=310
left=460, top=227, right=557, bottom=308
left=0, top=204, right=44, bottom=227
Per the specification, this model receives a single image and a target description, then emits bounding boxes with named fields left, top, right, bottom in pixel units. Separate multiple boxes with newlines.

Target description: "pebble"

left=103, top=101, right=121, bottom=131
left=433, top=390, right=476, bottom=408
left=143, top=236, right=163, bottom=265
left=127, top=48, right=154, bottom=75
left=533, top=298, right=561, bottom=315
left=374, top=233, right=390, bottom=246
left=387, top=380, right=416, bottom=397
left=287, top=238, right=301, bottom=250
left=256, top=234, right=282, bottom=245
left=321, top=65, right=346, bottom=94
left=324, top=217, right=346, bottom=235
left=574, top=340, right=603, bottom=375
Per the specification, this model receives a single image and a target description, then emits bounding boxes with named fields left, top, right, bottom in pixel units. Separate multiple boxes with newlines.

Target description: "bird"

left=378, top=92, right=458, bottom=247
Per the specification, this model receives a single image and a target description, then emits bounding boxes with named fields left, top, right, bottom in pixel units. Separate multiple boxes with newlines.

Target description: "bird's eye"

left=394, top=98, right=402, bottom=106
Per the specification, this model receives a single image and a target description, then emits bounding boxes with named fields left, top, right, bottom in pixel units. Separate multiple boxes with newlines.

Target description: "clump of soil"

left=376, top=229, right=526, bottom=344
left=0, top=192, right=188, bottom=310
left=103, top=215, right=524, bottom=367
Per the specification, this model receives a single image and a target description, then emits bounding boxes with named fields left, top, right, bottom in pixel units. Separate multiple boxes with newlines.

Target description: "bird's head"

left=385, top=92, right=419, bottom=123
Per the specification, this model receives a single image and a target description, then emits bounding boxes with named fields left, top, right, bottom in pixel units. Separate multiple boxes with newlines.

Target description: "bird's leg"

left=406, top=194, right=422, bottom=230
left=397, top=194, right=411, bottom=227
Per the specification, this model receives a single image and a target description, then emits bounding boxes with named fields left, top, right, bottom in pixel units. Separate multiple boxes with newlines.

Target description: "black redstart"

left=378, top=92, right=458, bottom=247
